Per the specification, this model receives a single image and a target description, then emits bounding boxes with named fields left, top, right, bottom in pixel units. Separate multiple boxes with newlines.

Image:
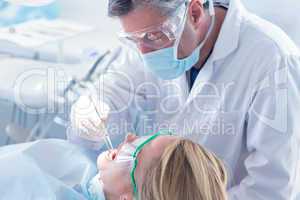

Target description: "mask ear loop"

left=130, top=130, right=173, bottom=197
left=173, top=0, right=215, bottom=59
left=173, top=1, right=190, bottom=59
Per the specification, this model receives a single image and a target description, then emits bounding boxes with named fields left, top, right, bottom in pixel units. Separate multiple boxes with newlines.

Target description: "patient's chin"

left=97, top=150, right=111, bottom=171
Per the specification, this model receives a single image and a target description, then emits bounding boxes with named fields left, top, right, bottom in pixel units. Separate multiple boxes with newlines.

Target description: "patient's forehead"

left=148, top=136, right=176, bottom=155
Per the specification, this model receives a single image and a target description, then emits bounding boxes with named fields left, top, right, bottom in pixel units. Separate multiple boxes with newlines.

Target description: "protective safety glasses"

left=113, top=130, right=173, bottom=194
left=118, top=1, right=188, bottom=50
left=129, top=130, right=173, bottom=195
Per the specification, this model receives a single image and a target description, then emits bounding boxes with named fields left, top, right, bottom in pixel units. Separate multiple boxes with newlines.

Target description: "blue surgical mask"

left=142, top=0, right=215, bottom=80
left=142, top=43, right=202, bottom=80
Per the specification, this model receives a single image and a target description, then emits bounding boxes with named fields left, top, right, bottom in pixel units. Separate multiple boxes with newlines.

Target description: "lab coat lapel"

left=185, top=61, right=215, bottom=105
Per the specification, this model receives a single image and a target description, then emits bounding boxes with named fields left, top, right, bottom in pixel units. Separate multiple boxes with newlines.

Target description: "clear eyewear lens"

left=118, top=2, right=186, bottom=50
left=119, top=30, right=175, bottom=49
left=141, top=29, right=175, bottom=48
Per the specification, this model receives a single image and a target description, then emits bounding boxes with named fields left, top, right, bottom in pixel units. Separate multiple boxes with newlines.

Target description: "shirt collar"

left=212, top=0, right=247, bottom=62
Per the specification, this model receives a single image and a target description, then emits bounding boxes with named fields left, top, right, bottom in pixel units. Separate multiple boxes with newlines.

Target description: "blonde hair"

left=141, top=139, right=228, bottom=200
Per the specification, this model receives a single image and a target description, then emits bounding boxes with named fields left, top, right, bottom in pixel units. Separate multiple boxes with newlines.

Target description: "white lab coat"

left=70, top=0, right=300, bottom=199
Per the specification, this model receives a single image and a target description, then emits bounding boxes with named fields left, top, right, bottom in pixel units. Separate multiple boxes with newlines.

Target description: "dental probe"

left=90, top=96, right=114, bottom=150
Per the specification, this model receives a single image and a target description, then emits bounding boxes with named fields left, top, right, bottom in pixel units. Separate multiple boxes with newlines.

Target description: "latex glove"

left=70, top=95, right=110, bottom=142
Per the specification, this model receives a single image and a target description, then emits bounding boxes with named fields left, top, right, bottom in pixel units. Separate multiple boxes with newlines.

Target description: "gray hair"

left=108, top=0, right=187, bottom=17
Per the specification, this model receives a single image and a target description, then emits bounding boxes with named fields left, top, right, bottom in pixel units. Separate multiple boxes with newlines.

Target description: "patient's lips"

left=97, top=134, right=140, bottom=171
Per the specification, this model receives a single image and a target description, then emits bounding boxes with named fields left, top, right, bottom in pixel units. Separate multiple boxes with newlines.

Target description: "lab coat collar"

left=212, top=0, right=246, bottom=62
left=181, top=0, right=247, bottom=106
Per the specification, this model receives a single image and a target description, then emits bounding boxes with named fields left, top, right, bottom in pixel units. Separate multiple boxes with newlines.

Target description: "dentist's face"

left=119, top=1, right=207, bottom=58
left=97, top=134, right=176, bottom=200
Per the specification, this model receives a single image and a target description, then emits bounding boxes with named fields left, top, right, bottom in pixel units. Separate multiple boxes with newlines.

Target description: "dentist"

left=70, top=0, right=300, bottom=199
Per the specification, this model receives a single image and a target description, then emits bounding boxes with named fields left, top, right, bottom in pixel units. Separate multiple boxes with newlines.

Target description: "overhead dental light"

left=3, top=0, right=55, bottom=7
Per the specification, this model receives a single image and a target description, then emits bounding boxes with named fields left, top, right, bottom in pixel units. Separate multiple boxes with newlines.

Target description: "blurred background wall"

left=58, top=0, right=300, bottom=47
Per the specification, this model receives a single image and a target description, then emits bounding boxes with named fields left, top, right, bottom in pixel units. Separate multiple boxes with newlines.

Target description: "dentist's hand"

left=70, top=95, right=110, bottom=142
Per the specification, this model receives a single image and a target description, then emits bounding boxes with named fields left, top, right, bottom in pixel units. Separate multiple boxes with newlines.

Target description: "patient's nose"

left=125, top=133, right=138, bottom=143
left=114, top=133, right=138, bottom=156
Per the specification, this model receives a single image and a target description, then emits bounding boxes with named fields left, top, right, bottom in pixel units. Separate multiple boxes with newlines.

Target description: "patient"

left=0, top=132, right=226, bottom=200
left=94, top=133, right=228, bottom=200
